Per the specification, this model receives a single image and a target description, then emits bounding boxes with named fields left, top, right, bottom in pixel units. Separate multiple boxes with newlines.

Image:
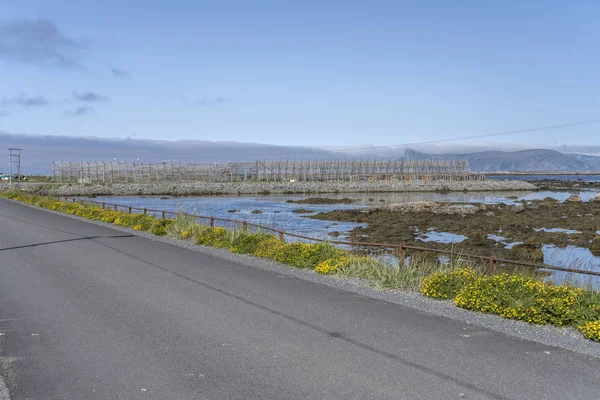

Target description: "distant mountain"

left=405, top=149, right=600, bottom=172
left=2, top=131, right=600, bottom=175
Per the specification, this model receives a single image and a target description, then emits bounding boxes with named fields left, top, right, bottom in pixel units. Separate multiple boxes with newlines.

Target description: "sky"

left=0, top=0, right=599, bottom=149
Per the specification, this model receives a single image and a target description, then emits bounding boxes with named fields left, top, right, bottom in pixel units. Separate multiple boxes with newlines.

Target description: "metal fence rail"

left=52, top=159, right=485, bottom=183
left=58, top=196, right=600, bottom=279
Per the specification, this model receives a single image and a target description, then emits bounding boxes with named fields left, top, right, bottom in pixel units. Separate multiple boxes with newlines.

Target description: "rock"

left=292, top=209, right=316, bottom=214
left=509, top=243, right=544, bottom=262
left=512, top=206, right=525, bottom=213
left=383, top=201, right=477, bottom=215
left=593, top=193, right=600, bottom=202
left=485, top=212, right=495, bottom=217
left=591, top=237, right=600, bottom=256
left=566, top=194, right=582, bottom=202
left=478, top=204, right=487, bottom=211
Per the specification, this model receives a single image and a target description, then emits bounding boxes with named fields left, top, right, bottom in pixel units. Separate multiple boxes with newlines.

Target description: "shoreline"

left=0, top=180, right=538, bottom=196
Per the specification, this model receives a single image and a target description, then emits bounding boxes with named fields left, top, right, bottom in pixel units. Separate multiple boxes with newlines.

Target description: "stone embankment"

left=0, top=180, right=538, bottom=196
left=380, top=201, right=481, bottom=215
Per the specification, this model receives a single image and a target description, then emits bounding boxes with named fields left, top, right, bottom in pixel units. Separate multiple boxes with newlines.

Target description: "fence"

left=58, top=196, right=600, bottom=279
left=51, top=159, right=485, bottom=183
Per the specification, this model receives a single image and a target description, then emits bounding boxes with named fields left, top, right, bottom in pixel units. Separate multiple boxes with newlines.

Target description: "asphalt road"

left=0, top=198, right=598, bottom=400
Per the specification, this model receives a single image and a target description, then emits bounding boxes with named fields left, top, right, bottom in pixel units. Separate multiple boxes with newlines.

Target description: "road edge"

left=2, top=197, right=599, bottom=360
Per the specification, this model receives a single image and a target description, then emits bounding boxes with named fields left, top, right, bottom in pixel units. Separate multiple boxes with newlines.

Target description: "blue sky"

left=0, top=0, right=599, bottom=149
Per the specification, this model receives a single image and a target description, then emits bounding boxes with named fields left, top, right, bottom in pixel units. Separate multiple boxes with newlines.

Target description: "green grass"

left=335, top=256, right=467, bottom=291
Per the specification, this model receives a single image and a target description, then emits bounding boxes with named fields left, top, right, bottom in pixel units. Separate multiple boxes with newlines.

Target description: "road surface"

left=0, top=198, right=598, bottom=399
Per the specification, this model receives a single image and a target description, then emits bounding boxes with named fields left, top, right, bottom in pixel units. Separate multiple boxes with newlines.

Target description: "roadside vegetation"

left=2, top=189, right=599, bottom=343
left=420, top=269, right=600, bottom=341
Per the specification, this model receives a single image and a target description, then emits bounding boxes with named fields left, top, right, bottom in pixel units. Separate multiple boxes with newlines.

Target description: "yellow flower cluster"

left=196, top=227, right=230, bottom=248
left=578, top=320, right=600, bottom=341
left=180, top=229, right=193, bottom=239
left=419, top=267, right=600, bottom=342
left=455, top=274, right=583, bottom=326
left=420, top=268, right=477, bottom=300
left=1, top=191, right=167, bottom=233
left=315, top=257, right=350, bottom=275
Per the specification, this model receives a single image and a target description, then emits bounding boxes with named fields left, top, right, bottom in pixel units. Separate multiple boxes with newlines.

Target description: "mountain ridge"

left=404, top=149, right=600, bottom=172
left=2, top=132, right=600, bottom=174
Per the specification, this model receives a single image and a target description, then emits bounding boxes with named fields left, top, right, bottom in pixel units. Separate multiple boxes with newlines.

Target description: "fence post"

left=143, top=208, right=147, bottom=215
left=114, top=204, right=118, bottom=211
left=243, top=221, right=247, bottom=230
left=161, top=210, right=166, bottom=220
left=488, top=257, right=496, bottom=275
left=102, top=202, right=105, bottom=209
left=128, top=206, right=132, bottom=214
left=279, top=231, right=285, bottom=242
left=398, top=243, right=406, bottom=264
left=210, top=217, right=215, bottom=228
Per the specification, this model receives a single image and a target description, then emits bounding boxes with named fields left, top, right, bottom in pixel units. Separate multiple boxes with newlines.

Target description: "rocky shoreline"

left=0, top=180, right=538, bottom=196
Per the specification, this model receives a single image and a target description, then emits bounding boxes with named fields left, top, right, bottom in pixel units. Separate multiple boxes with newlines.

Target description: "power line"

left=325, top=119, right=600, bottom=153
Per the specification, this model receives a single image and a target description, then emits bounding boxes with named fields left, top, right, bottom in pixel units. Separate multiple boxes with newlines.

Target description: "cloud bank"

left=0, top=19, right=83, bottom=68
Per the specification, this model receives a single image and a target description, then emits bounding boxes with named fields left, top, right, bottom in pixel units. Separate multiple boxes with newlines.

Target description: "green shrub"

left=271, top=242, right=345, bottom=269
left=572, top=288, right=600, bottom=324
left=315, top=256, right=350, bottom=275
left=420, top=268, right=478, bottom=300
left=253, top=235, right=286, bottom=258
left=196, top=227, right=231, bottom=248
left=150, top=219, right=174, bottom=236
left=230, top=232, right=276, bottom=255
left=455, top=274, right=584, bottom=326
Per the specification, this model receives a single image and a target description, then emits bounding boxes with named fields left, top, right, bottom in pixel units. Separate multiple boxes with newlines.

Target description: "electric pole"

left=8, top=148, right=21, bottom=188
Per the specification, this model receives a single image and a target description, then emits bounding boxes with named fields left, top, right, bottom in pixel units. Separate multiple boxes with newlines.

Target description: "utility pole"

left=8, top=148, right=21, bottom=188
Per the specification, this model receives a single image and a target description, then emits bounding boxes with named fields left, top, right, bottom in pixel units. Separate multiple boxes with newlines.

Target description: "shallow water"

left=417, top=230, right=467, bottom=244
left=88, top=195, right=366, bottom=241
left=486, top=234, right=523, bottom=249
left=534, top=227, right=582, bottom=234
left=542, top=245, right=600, bottom=289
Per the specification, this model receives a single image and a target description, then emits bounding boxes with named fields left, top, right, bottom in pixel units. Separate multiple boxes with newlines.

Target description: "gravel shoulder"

left=0, top=180, right=538, bottom=196
left=7, top=198, right=599, bottom=360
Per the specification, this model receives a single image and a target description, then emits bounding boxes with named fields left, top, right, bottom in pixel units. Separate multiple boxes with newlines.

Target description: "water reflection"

left=543, top=245, right=600, bottom=289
